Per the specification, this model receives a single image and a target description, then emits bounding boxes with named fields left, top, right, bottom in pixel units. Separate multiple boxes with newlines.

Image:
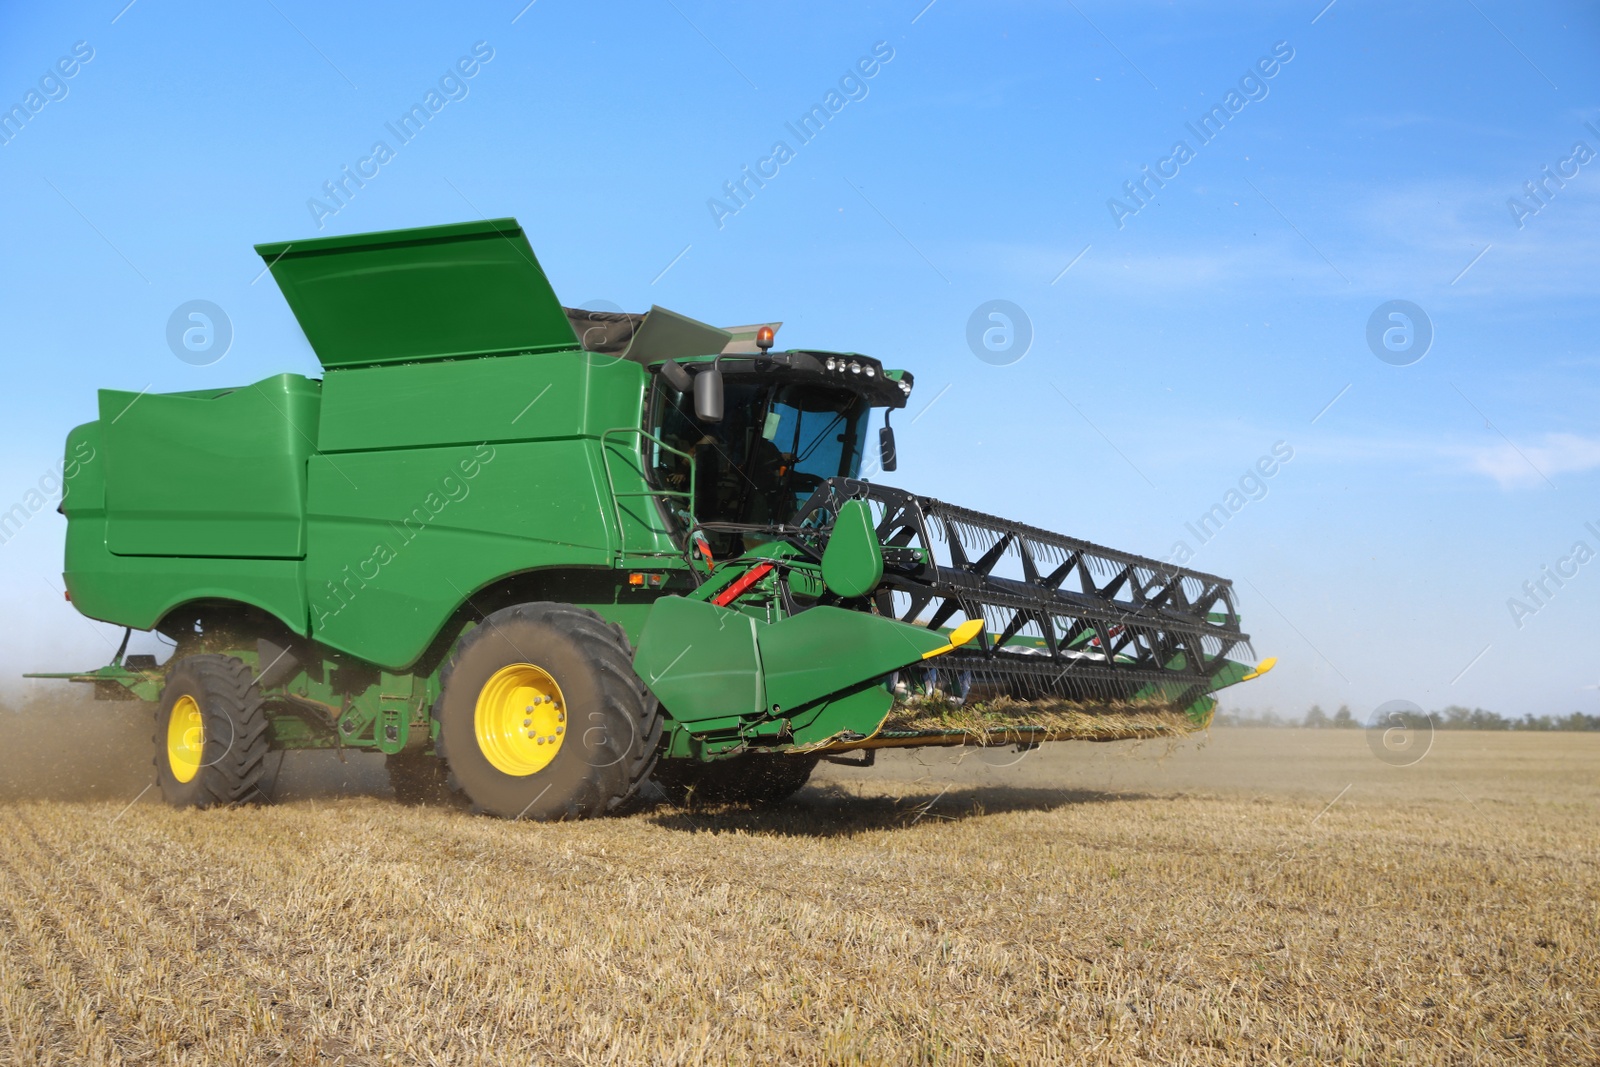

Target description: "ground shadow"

left=642, top=783, right=1158, bottom=838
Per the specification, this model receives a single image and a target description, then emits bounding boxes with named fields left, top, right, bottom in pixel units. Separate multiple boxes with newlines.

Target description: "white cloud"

left=1466, top=433, right=1600, bottom=488
left=1226, top=430, right=1600, bottom=491
left=990, top=174, right=1600, bottom=302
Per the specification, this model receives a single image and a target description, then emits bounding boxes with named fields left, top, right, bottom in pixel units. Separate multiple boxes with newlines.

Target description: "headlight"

left=825, top=358, right=838, bottom=371
left=864, top=365, right=876, bottom=377
left=849, top=361, right=861, bottom=374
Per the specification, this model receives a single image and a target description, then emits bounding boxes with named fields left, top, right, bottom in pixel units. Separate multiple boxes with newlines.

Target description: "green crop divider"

left=600, top=427, right=696, bottom=564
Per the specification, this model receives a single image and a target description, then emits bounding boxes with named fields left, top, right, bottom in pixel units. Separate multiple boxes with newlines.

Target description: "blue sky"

left=1, top=0, right=1597, bottom=720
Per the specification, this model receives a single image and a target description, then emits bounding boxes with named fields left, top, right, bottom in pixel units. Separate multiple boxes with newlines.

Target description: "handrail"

left=599, top=426, right=697, bottom=562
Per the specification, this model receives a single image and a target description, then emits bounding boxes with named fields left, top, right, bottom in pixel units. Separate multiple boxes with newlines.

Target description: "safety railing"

left=599, top=426, right=697, bottom=564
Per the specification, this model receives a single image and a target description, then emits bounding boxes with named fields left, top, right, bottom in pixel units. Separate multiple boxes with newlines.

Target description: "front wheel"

left=435, top=603, right=662, bottom=819
left=153, top=654, right=271, bottom=808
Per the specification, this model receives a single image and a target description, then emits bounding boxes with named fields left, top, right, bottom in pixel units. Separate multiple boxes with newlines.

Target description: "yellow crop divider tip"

left=922, top=618, right=985, bottom=660
left=1240, top=656, right=1278, bottom=682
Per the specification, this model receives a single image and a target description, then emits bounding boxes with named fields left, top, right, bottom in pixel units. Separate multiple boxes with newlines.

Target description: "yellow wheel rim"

left=167, top=694, right=204, bottom=784
left=474, top=663, right=568, bottom=777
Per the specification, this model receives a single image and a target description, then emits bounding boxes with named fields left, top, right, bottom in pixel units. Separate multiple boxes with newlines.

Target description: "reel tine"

left=799, top=480, right=1251, bottom=708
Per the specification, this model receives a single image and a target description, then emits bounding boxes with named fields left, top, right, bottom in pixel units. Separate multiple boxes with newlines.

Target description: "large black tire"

left=386, top=749, right=456, bottom=806
left=435, top=603, right=662, bottom=819
left=653, top=752, right=819, bottom=808
left=153, top=654, right=271, bottom=808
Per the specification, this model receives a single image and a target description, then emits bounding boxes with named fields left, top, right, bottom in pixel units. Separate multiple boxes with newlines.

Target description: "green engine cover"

left=255, top=218, right=577, bottom=369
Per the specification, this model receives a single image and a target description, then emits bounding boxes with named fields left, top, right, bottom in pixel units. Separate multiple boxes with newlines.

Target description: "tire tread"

left=435, top=602, right=662, bottom=819
left=153, top=654, right=270, bottom=809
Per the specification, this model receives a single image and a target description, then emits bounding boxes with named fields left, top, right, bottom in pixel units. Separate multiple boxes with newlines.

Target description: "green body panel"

left=62, top=422, right=310, bottom=632
left=314, top=349, right=641, bottom=453
left=67, top=517, right=309, bottom=633
left=256, top=218, right=577, bottom=369
left=297, top=348, right=671, bottom=667
left=756, top=605, right=946, bottom=715
left=632, top=595, right=951, bottom=738
left=304, top=439, right=613, bottom=668
left=633, top=597, right=766, bottom=722
left=100, top=374, right=320, bottom=559
left=819, top=499, right=884, bottom=598
left=786, top=683, right=894, bottom=748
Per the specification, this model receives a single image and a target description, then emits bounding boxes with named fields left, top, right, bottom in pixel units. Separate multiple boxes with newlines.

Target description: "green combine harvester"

left=33, top=219, right=1273, bottom=818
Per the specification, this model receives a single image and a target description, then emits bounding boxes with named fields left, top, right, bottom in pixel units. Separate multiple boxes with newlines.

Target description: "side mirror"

left=879, top=413, right=897, bottom=472
left=658, top=359, right=692, bottom=394
left=693, top=361, right=724, bottom=423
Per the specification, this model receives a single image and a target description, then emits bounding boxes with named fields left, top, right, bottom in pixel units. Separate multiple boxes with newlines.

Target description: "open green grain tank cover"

left=254, top=218, right=578, bottom=369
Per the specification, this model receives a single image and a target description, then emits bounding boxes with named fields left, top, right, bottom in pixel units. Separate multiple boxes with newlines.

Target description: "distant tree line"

left=1215, top=704, right=1600, bottom=731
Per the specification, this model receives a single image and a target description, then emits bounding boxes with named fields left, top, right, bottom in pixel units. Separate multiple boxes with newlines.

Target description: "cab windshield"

left=649, top=379, right=871, bottom=553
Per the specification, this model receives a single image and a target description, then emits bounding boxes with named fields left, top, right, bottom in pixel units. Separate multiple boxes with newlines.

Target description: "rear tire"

left=153, top=654, right=271, bottom=808
left=654, top=752, right=819, bottom=808
left=435, top=603, right=662, bottom=819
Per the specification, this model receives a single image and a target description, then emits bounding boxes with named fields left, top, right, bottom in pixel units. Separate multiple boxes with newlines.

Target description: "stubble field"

left=1, top=697, right=1596, bottom=1065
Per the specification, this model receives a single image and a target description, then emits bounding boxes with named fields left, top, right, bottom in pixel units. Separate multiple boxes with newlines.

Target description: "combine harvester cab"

left=32, top=218, right=1273, bottom=818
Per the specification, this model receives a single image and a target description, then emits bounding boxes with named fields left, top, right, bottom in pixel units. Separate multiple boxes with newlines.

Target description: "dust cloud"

left=0, top=688, right=389, bottom=803
left=0, top=690, right=152, bottom=801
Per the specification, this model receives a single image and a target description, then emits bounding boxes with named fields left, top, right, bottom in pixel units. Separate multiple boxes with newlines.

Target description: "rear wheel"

left=153, top=654, right=271, bottom=808
left=654, top=752, right=819, bottom=808
left=435, top=603, right=662, bottom=819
